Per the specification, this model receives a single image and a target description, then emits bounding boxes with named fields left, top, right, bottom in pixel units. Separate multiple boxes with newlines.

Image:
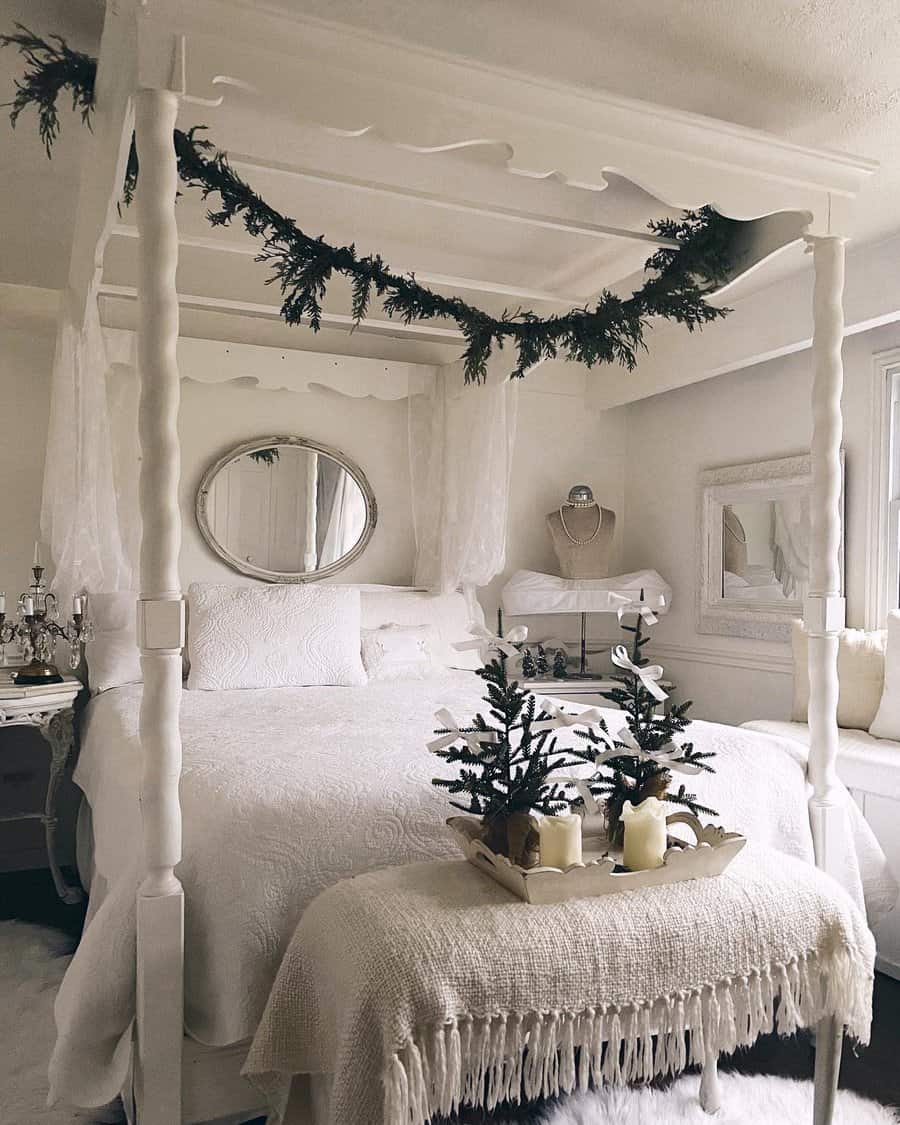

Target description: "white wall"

left=621, top=323, right=900, bottom=724
left=105, top=342, right=626, bottom=621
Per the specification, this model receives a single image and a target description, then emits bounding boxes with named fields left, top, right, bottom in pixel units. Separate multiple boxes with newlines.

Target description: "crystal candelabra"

left=0, top=565, right=93, bottom=684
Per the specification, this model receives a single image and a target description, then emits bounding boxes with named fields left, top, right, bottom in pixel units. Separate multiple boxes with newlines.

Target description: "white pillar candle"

left=22, top=595, right=34, bottom=617
left=73, top=595, right=83, bottom=615
left=538, top=813, right=582, bottom=869
left=621, top=797, right=668, bottom=871
left=0, top=592, right=6, bottom=614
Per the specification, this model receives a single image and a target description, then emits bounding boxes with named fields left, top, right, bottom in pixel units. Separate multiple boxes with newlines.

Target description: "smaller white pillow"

left=187, top=583, right=367, bottom=691
left=361, top=623, right=439, bottom=681
left=792, top=619, right=886, bottom=731
left=870, top=611, right=900, bottom=739
left=86, top=591, right=142, bottom=693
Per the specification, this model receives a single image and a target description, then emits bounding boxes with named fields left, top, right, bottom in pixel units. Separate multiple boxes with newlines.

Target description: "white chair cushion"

left=85, top=591, right=142, bottom=693
left=870, top=611, right=900, bottom=740
left=791, top=619, right=885, bottom=731
left=186, top=582, right=367, bottom=690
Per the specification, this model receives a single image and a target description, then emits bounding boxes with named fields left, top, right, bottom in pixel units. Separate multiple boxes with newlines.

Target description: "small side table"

left=525, top=677, right=674, bottom=716
left=0, top=674, right=83, bottom=903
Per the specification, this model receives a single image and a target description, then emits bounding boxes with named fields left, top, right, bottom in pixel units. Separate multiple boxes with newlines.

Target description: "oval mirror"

left=196, top=436, right=377, bottom=582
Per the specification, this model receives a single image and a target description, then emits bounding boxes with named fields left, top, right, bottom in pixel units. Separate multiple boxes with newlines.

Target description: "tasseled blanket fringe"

left=383, top=944, right=872, bottom=1125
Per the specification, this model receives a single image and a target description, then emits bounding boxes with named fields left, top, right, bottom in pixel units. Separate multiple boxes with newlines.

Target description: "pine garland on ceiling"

left=1, top=24, right=738, bottom=385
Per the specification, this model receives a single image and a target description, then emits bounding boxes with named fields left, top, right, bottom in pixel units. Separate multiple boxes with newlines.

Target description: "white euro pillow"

left=186, top=582, right=367, bottom=690
left=361, top=623, right=439, bottom=681
left=357, top=587, right=483, bottom=671
left=869, top=611, right=900, bottom=740
left=85, top=591, right=143, bottom=694
left=791, top=619, right=886, bottom=732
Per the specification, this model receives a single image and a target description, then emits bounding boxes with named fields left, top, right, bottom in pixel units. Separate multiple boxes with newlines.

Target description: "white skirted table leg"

left=134, top=86, right=186, bottom=1125
left=805, top=233, right=848, bottom=1125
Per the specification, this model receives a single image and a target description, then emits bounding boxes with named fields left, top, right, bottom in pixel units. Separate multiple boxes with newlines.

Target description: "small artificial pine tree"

left=552, top=648, right=568, bottom=679
left=431, top=650, right=575, bottom=864
left=570, top=611, right=717, bottom=844
left=520, top=647, right=537, bottom=678
left=535, top=644, right=550, bottom=677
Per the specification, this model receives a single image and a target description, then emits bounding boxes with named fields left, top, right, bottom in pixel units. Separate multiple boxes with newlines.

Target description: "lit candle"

left=621, top=797, right=669, bottom=871
left=33, top=541, right=40, bottom=568
left=538, top=813, right=582, bottom=869
left=22, top=595, right=34, bottom=617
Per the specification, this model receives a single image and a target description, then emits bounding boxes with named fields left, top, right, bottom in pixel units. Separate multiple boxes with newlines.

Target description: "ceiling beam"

left=108, top=224, right=584, bottom=306
left=97, top=283, right=466, bottom=343
left=228, top=152, right=678, bottom=249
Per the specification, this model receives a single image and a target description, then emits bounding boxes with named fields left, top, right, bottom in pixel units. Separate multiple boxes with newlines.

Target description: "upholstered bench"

left=245, top=848, right=874, bottom=1125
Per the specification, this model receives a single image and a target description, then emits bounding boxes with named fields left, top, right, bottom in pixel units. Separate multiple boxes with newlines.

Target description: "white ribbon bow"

left=531, top=698, right=612, bottom=736
left=428, top=708, right=499, bottom=755
left=610, top=644, right=668, bottom=702
left=453, top=624, right=528, bottom=661
left=616, top=595, right=665, bottom=627
left=593, top=725, right=701, bottom=775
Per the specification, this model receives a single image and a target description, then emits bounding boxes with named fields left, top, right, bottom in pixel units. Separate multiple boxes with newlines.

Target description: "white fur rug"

left=2, top=919, right=896, bottom=1125
left=0, top=920, right=121, bottom=1125
left=534, top=1073, right=899, bottom=1124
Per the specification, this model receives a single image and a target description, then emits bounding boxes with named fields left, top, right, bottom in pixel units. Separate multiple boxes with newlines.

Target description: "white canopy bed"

left=13, top=1, right=892, bottom=1123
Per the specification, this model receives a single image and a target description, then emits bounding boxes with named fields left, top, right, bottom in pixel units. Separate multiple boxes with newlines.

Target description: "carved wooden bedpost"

left=134, top=87, right=185, bottom=1125
left=806, top=232, right=848, bottom=1125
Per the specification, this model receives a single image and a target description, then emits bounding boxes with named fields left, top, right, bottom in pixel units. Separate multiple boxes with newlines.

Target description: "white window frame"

left=866, top=348, right=900, bottom=627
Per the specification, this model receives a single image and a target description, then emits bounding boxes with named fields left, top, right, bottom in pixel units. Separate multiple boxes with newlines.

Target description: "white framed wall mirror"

left=196, top=435, right=377, bottom=582
left=697, top=453, right=844, bottom=642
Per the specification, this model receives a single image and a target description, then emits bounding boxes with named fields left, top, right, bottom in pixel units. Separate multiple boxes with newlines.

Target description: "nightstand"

left=525, top=677, right=674, bottom=715
left=0, top=673, right=83, bottom=903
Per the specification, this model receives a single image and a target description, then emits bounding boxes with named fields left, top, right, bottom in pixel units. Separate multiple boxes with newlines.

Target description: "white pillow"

left=186, top=583, right=367, bottom=690
left=869, top=611, right=900, bottom=739
left=361, top=623, right=439, bottom=681
left=791, top=619, right=886, bottom=731
left=86, top=591, right=142, bottom=693
left=357, top=587, right=483, bottom=670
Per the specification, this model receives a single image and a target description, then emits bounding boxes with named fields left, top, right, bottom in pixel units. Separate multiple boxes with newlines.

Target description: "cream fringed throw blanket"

left=245, top=848, right=875, bottom=1125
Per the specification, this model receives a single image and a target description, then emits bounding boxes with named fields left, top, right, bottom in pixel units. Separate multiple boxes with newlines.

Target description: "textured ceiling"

left=283, top=0, right=900, bottom=246
left=3, top=0, right=899, bottom=301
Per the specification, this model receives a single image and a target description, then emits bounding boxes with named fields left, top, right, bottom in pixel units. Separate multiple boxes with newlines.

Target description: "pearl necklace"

left=558, top=504, right=602, bottom=546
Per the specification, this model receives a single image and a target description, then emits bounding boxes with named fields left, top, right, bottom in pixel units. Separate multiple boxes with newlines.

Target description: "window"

left=868, top=349, right=900, bottom=626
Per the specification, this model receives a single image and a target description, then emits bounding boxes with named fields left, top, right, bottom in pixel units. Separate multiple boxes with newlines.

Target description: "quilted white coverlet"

left=50, top=682, right=895, bottom=1109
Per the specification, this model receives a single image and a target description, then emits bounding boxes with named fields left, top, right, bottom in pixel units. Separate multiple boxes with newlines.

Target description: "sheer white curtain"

left=773, top=495, right=810, bottom=600
left=409, top=358, right=519, bottom=594
left=40, top=290, right=133, bottom=605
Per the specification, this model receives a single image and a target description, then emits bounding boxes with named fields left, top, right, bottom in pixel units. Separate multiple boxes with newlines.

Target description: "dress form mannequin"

left=546, top=484, right=616, bottom=579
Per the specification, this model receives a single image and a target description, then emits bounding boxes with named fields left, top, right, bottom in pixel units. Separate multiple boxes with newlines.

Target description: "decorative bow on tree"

left=569, top=604, right=717, bottom=843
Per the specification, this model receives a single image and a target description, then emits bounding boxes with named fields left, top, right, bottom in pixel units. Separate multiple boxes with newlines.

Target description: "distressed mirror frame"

left=697, top=453, right=844, bottom=642
left=196, top=435, right=377, bottom=583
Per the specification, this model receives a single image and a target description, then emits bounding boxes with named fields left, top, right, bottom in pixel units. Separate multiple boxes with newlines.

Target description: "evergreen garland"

left=2, top=25, right=739, bottom=386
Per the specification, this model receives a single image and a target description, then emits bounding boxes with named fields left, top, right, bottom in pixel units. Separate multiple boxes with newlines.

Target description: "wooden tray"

left=447, top=812, right=746, bottom=905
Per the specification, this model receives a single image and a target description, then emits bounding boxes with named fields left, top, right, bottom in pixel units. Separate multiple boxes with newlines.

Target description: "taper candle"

left=621, top=797, right=668, bottom=871
left=33, top=541, right=40, bottom=567
left=538, top=813, right=582, bottom=869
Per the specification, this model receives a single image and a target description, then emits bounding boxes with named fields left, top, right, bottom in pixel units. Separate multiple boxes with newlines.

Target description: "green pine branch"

left=2, top=27, right=738, bottom=387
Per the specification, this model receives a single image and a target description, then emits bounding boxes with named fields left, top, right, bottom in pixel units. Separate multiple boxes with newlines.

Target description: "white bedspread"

left=50, top=678, right=896, bottom=1109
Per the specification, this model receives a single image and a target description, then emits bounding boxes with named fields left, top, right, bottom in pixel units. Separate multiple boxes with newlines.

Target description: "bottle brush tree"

left=570, top=611, right=717, bottom=844
left=431, top=650, right=577, bottom=865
